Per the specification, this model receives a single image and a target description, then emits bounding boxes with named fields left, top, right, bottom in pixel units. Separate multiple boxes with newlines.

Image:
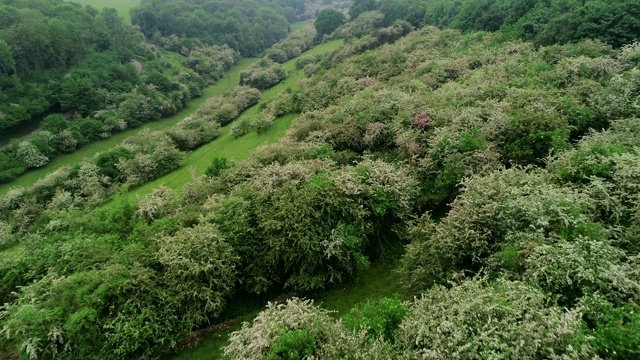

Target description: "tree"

left=157, top=223, right=239, bottom=325
left=349, top=0, right=378, bottom=20
left=0, top=39, right=15, bottom=76
left=41, top=114, right=69, bottom=133
left=17, top=141, right=48, bottom=168
left=225, top=298, right=348, bottom=360
left=58, top=70, right=101, bottom=116
left=314, top=9, right=345, bottom=42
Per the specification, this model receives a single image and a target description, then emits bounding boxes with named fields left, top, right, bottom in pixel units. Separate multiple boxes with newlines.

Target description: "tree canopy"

left=314, top=8, right=345, bottom=42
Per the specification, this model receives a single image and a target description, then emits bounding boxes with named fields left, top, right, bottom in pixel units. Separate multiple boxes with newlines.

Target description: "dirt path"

left=0, top=128, right=41, bottom=149
left=131, top=59, right=143, bottom=74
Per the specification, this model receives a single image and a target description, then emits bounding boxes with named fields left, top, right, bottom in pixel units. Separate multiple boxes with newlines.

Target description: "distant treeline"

left=132, top=0, right=322, bottom=56
left=350, top=0, right=640, bottom=47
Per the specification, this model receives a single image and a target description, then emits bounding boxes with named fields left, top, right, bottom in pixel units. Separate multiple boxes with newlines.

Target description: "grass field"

left=0, top=58, right=258, bottom=197
left=290, top=18, right=313, bottom=32
left=67, top=0, right=141, bottom=21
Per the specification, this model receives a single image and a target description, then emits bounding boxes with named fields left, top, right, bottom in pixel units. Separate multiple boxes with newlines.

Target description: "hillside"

left=0, top=0, right=322, bottom=186
left=1, top=1, right=640, bottom=359
left=0, top=58, right=258, bottom=197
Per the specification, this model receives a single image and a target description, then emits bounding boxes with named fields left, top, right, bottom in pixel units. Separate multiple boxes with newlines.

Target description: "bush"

left=117, top=130, right=184, bottom=185
left=41, top=114, right=69, bottom=133
left=500, top=107, right=571, bottom=166
left=239, top=59, right=287, bottom=90
left=524, top=239, right=640, bottom=305
left=400, top=168, right=597, bottom=292
left=94, top=147, right=135, bottom=181
left=265, top=27, right=315, bottom=63
left=136, top=186, right=179, bottom=223
left=205, top=157, right=229, bottom=177
left=225, top=298, right=347, bottom=360
left=0, top=220, right=14, bottom=247
left=231, top=117, right=252, bottom=138
left=156, top=223, right=239, bottom=326
left=1, top=265, right=179, bottom=360
left=52, top=129, right=79, bottom=153
left=581, top=296, right=640, bottom=359
left=167, top=115, right=221, bottom=150
left=396, top=279, right=595, bottom=359
left=252, top=112, right=276, bottom=134
left=265, top=91, right=294, bottom=117
left=17, top=141, right=49, bottom=168
left=229, top=86, right=262, bottom=110
left=342, top=297, right=407, bottom=341
left=295, top=55, right=318, bottom=70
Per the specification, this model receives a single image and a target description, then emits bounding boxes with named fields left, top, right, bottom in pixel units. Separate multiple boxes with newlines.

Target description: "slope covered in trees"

left=0, top=0, right=246, bottom=185
left=2, top=1, right=640, bottom=359
left=350, top=0, right=640, bottom=47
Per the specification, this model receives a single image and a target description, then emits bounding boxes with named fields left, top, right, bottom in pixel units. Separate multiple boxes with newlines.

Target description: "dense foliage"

left=223, top=25, right=640, bottom=359
left=314, top=8, right=345, bottom=42
left=352, top=0, right=640, bottom=47
left=265, top=26, right=316, bottom=63
left=0, top=0, right=142, bottom=130
left=1, top=2, right=640, bottom=359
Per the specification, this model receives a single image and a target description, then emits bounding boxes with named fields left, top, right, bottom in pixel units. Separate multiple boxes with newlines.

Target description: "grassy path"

left=0, top=59, right=258, bottom=197
left=290, top=19, right=313, bottom=31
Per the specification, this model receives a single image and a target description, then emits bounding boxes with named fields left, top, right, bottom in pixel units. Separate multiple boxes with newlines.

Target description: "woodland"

left=1, top=0, right=640, bottom=359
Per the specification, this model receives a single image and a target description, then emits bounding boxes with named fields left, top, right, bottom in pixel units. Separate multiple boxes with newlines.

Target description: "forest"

left=1, top=0, right=640, bottom=359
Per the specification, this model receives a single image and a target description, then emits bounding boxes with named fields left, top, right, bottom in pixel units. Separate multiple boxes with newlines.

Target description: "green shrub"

left=524, top=239, right=640, bottom=305
left=582, top=296, right=640, bottom=359
left=252, top=112, right=276, bottom=134
left=400, top=168, right=597, bottom=292
left=267, top=329, right=316, bottom=360
left=239, top=59, right=287, bottom=90
left=225, top=298, right=347, bottom=360
left=396, top=279, right=595, bottom=359
left=205, top=157, right=229, bottom=177
left=231, top=117, right=252, bottom=138
left=94, top=147, right=135, bottom=181
left=342, top=296, right=407, bottom=341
